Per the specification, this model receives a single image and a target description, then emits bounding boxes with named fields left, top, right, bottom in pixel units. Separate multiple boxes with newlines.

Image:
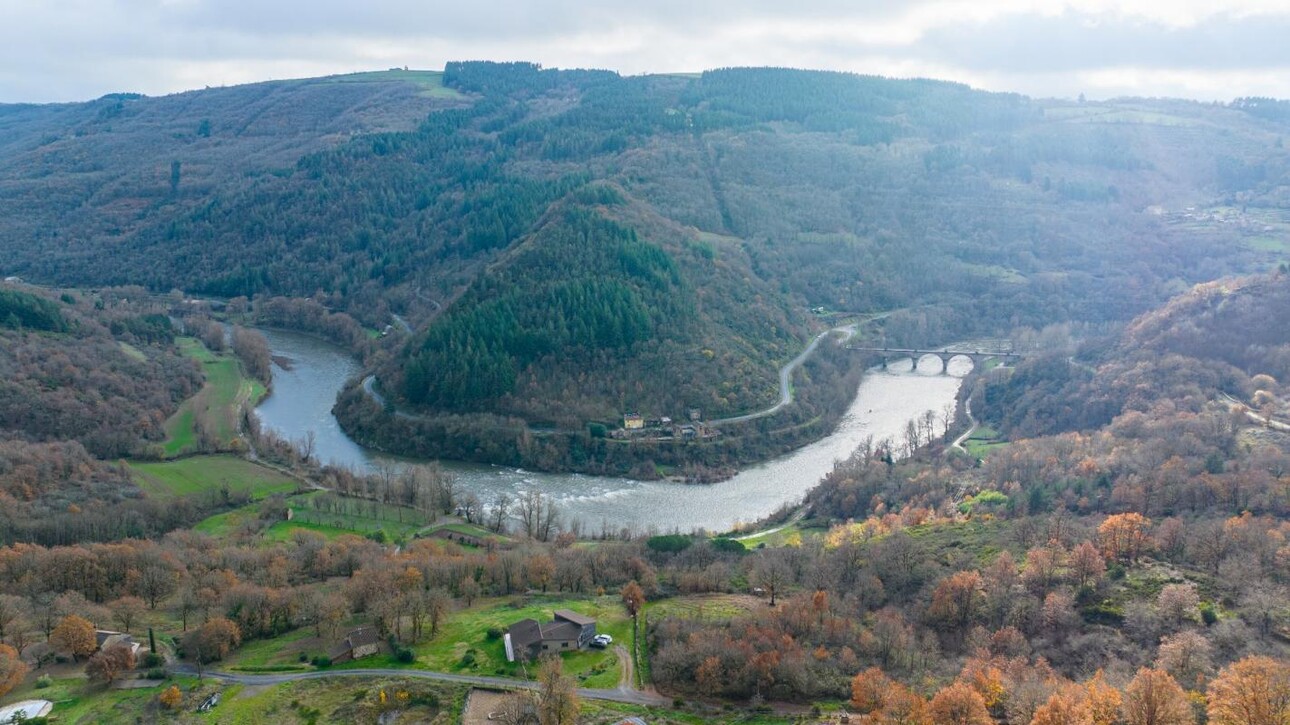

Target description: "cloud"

left=1, top=0, right=1289, bottom=102
left=915, top=11, right=1290, bottom=73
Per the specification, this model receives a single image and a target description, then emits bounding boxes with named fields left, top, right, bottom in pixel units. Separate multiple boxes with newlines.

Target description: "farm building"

left=329, top=626, right=381, bottom=664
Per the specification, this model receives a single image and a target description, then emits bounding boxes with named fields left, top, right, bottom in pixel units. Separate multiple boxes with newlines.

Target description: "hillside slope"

left=3, top=62, right=1290, bottom=465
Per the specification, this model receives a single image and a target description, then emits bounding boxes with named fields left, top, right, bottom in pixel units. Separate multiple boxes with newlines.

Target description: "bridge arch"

left=912, top=353, right=943, bottom=373
left=945, top=353, right=976, bottom=376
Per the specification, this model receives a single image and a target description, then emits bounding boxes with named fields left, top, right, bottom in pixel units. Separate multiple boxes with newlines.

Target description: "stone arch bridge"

left=845, top=346, right=1027, bottom=374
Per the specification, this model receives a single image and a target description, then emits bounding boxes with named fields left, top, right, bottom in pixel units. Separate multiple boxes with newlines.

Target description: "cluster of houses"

left=610, top=409, right=715, bottom=442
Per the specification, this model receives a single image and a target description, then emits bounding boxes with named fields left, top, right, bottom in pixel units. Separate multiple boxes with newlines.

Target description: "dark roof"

left=346, top=627, right=380, bottom=649
left=330, top=627, right=380, bottom=658
left=553, top=609, right=595, bottom=626
left=538, top=621, right=582, bottom=642
left=508, top=618, right=543, bottom=652
left=95, top=630, right=125, bottom=647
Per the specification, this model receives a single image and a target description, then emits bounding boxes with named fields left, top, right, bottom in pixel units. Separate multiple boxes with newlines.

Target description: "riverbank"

left=253, top=327, right=969, bottom=532
left=332, top=329, right=865, bottom=481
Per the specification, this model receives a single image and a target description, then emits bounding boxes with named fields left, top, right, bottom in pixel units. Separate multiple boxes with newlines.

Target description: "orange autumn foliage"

left=928, top=682, right=993, bottom=725
left=1122, top=668, right=1193, bottom=725
left=1206, top=656, right=1290, bottom=725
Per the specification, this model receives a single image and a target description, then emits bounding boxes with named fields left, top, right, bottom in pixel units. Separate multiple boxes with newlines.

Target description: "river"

left=253, top=329, right=970, bottom=533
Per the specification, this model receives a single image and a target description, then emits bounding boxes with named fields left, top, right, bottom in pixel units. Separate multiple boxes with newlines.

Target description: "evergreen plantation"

left=2, top=62, right=1288, bottom=466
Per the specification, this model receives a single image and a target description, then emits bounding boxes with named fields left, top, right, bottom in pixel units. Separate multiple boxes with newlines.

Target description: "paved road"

left=362, top=374, right=424, bottom=422
left=732, top=507, right=807, bottom=542
left=1221, top=393, right=1290, bottom=433
left=170, top=664, right=669, bottom=706
left=363, top=323, right=856, bottom=431
left=709, top=325, right=856, bottom=427
left=948, top=398, right=978, bottom=456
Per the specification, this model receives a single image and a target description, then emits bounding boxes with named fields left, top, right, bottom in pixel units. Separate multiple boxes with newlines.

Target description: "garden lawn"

left=332, top=595, right=632, bottom=687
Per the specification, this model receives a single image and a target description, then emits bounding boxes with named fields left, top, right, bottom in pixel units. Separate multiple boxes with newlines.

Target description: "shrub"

left=395, top=648, right=415, bottom=664
left=298, top=652, right=309, bottom=662
left=141, top=652, right=164, bottom=668
left=159, top=685, right=183, bottom=710
left=34, top=674, right=52, bottom=689
left=410, top=692, right=439, bottom=707
left=145, top=667, right=167, bottom=680
left=311, top=656, right=332, bottom=668
left=485, top=627, right=503, bottom=640
left=710, top=538, right=746, bottom=554
left=647, top=534, right=692, bottom=553
left=1201, top=603, right=1219, bottom=626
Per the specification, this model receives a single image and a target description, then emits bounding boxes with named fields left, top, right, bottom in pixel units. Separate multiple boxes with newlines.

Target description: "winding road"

left=948, top=398, right=978, bottom=456
left=708, top=325, right=855, bottom=427
left=1221, top=393, right=1290, bottom=433
left=170, top=664, right=669, bottom=707
left=361, top=323, right=858, bottom=429
left=732, top=507, right=807, bottom=542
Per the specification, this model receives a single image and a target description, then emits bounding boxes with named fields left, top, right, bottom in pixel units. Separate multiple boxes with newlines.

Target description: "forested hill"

left=2, top=62, right=1289, bottom=431
left=976, top=271, right=1290, bottom=441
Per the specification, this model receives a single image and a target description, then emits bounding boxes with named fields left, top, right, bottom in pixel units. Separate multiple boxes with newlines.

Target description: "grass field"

left=117, top=340, right=146, bottom=361
left=0, top=675, right=463, bottom=724
left=160, top=338, right=266, bottom=456
left=410, top=595, right=631, bottom=688
left=1043, top=104, right=1200, bottom=127
left=194, top=490, right=431, bottom=543
left=216, top=595, right=631, bottom=690
left=0, top=675, right=198, bottom=725
left=129, top=455, right=298, bottom=501
left=285, top=492, right=429, bottom=539
left=1248, top=236, right=1290, bottom=253
left=422, top=521, right=511, bottom=548
left=964, top=423, right=1008, bottom=459
left=905, top=519, right=1012, bottom=567
left=734, top=522, right=822, bottom=549
left=224, top=628, right=320, bottom=672
left=320, top=69, right=464, bottom=99
left=646, top=593, right=766, bottom=623
left=194, top=677, right=458, bottom=724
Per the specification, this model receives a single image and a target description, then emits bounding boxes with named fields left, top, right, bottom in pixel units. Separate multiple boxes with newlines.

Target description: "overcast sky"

left=3, top=0, right=1290, bottom=103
